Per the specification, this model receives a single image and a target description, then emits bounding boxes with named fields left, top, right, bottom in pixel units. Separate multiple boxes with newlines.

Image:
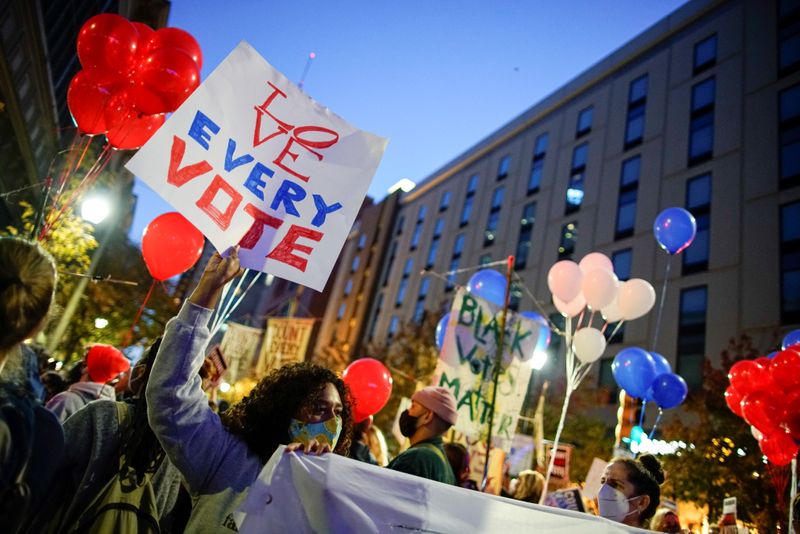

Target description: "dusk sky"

left=128, top=0, right=688, bottom=243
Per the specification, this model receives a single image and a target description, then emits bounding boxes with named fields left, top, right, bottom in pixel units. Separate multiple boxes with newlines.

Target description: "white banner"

left=237, top=447, right=652, bottom=533
left=434, top=288, right=539, bottom=450
left=127, top=41, right=388, bottom=291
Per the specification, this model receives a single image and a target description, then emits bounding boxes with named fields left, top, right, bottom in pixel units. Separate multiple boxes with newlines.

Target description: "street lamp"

left=81, top=194, right=112, bottom=224
left=95, top=317, right=109, bottom=329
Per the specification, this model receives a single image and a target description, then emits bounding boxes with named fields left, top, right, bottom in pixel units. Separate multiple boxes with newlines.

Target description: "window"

left=625, top=75, right=648, bottom=149
left=417, top=278, right=430, bottom=302
left=403, top=258, right=414, bottom=277
left=388, top=316, right=399, bottom=338
left=395, top=215, right=405, bottom=236
left=410, top=205, right=427, bottom=250
left=447, top=234, right=466, bottom=291
left=479, top=254, right=492, bottom=266
left=677, top=286, right=708, bottom=391
left=558, top=221, right=578, bottom=260
left=528, top=133, right=548, bottom=194
left=357, top=234, right=367, bottom=250
left=427, top=218, right=445, bottom=268
left=779, top=0, right=800, bottom=75
left=381, top=241, right=397, bottom=287
left=343, top=279, right=353, bottom=296
left=780, top=84, right=800, bottom=188
left=688, top=78, right=715, bottom=166
left=439, top=190, right=452, bottom=211
left=693, top=34, right=717, bottom=74
left=615, top=156, right=640, bottom=239
left=350, top=254, right=360, bottom=272
left=576, top=106, right=593, bottom=138
left=509, top=283, right=522, bottom=311
left=598, top=358, right=618, bottom=400
left=484, top=186, right=505, bottom=246
left=460, top=175, right=479, bottom=226
left=781, top=201, right=800, bottom=323
left=612, top=248, right=632, bottom=281
left=565, top=143, right=588, bottom=214
left=684, top=174, right=712, bottom=273
left=515, top=202, right=536, bottom=270
left=414, top=278, right=430, bottom=322
left=497, top=155, right=511, bottom=180
left=367, top=294, right=383, bottom=341
left=337, top=303, right=346, bottom=320
left=395, top=279, right=408, bottom=306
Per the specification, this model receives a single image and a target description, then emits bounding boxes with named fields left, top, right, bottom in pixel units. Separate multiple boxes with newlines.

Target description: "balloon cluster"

left=142, top=212, right=204, bottom=281
left=68, top=14, right=202, bottom=149
left=611, top=348, right=688, bottom=410
left=547, top=252, right=655, bottom=364
left=724, top=330, right=800, bottom=467
left=433, top=269, right=551, bottom=358
left=342, top=358, right=393, bottom=423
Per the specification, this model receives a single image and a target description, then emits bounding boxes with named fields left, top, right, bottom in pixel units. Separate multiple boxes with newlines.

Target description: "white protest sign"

left=127, top=41, right=388, bottom=291
left=219, top=322, right=264, bottom=382
left=434, top=287, right=538, bottom=450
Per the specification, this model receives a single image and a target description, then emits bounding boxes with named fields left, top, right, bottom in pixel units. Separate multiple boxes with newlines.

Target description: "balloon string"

left=639, top=400, right=647, bottom=428
left=606, top=320, right=625, bottom=342
left=41, top=135, right=93, bottom=236
left=647, top=408, right=663, bottom=440
left=126, top=279, right=157, bottom=346
left=651, top=257, right=672, bottom=351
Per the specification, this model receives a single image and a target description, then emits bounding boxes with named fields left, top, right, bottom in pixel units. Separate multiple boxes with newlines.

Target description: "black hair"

left=611, top=453, right=664, bottom=522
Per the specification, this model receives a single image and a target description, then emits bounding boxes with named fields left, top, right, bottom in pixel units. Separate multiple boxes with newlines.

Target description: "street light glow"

left=95, top=317, right=109, bottom=329
left=529, top=350, right=548, bottom=370
left=219, top=381, right=232, bottom=393
left=81, top=195, right=111, bottom=224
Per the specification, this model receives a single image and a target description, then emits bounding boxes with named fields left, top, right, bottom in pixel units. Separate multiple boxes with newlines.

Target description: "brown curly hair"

left=221, top=362, right=353, bottom=462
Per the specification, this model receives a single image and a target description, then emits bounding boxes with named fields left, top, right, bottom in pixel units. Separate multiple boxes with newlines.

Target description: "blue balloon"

left=520, top=311, right=551, bottom=351
left=435, top=313, right=450, bottom=350
left=612, top=347, right=657, bottom=398
left=651, top=373, right=688, bottom=409
left=649, top=352, right=672, bottom=377
left=767, top=351, right=779, bottom=359
left=782, top=329, right=800, bottom=350
left=653, top=207, right=697, bottom=255
left=467, top=269, right=507, bottom=307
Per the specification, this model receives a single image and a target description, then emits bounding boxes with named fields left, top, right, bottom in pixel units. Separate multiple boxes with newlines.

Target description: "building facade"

left=316, top=0, right=800, bottom=395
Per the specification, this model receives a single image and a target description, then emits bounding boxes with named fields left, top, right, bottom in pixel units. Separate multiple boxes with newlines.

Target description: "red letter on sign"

left=195, top=175, right=243, bottom=230
left=266, top=224, right=323, bottom=272
left=253, top=82, right=294, bottom=148
left=238, top=203, right=283, bottom=249
left=167, top=136, right=213, bottom=187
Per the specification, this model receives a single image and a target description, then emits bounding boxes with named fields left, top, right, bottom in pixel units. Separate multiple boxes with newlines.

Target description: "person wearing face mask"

left=387, top=386, right=457, bottom=484
left=597, top=454, right=665, bottom=528
left=145, top=248, right=354, bottom=532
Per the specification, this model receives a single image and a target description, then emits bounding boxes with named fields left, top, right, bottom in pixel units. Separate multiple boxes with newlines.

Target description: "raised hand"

left=189, top=246, right=244, bottom=309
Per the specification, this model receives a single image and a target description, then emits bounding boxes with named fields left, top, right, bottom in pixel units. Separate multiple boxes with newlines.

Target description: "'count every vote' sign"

left=126, top=41, right=388, bottom=291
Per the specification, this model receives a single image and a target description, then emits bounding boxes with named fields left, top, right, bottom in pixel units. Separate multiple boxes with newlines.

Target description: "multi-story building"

left=316, top=0, right=800, bottom=397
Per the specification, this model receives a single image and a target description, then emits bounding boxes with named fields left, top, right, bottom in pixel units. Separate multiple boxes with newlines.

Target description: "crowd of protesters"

left=0, top=237, right=698, bottom=532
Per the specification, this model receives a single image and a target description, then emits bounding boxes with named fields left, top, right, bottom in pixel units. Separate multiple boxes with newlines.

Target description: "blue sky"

left=129, top=0, right=688, bottom=243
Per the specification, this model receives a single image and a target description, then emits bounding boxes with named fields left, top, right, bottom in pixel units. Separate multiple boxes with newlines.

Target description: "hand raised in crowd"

left=189, top=246, right=244, bottom=309
left=284, top=439, right=332, bottom=456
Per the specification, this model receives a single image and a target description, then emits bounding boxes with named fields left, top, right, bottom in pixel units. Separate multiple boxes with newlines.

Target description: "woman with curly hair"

left=597, top=453, right=665, bottom=528
left=146, top=247, right=353, bottom=532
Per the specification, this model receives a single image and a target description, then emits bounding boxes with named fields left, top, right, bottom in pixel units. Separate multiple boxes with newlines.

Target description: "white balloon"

left=553, top=293, right=586, bottom=318
left=547, top=260, right=583, bottom=303
left=579, top=252, right=613, bottom=274
left=581, top=268, right=619, bottom=310
left=572, top=327, right=607, bottom=363
left=617, top=279, right=656, bottom=320
left=750, top=426, right=763, bottom=441
left=601, top=297, right=623, bottom=323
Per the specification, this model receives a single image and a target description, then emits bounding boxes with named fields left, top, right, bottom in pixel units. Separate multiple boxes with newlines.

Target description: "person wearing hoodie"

left=46, top=344, right=129, bottom=422
left=146, top=247, right=354, bottom=532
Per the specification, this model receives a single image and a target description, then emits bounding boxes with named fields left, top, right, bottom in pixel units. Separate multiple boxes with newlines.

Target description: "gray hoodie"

left=46, top=381, right=116, bottom=423
left=146, top=301, right=263, bottom=532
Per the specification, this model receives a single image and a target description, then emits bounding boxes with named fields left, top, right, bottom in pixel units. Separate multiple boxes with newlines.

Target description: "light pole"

left=46, top=193, right=115, bottom=353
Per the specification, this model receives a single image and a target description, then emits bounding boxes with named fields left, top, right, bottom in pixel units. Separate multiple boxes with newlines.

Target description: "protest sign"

left=543, top=487, right=586, bottom=513
left=434, top=288, right=538, bottom=450
left=507, top=433, right=535, bottom=477
left=256, top=317, right=315, bottom=374
left=544, top=442, right=573, bottom=490
left=126, top=41, right=388, bottom=291
left=219, top=322, right=264, bottom=382
left=582, top=457, right=609, bottom=500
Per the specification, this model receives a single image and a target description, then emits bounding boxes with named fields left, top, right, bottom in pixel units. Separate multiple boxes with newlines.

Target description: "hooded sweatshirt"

left=46, top=381, right=116, bottom=423
left=146, top=301, right=263, bottom=533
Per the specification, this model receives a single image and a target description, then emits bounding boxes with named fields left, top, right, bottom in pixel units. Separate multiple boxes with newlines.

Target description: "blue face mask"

left=288, top=415, right=343, bottom=449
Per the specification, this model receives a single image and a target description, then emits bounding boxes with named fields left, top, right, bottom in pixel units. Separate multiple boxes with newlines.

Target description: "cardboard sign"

left=582, top=457, right=609, bottom=500
left=544, top=443, right=573, bottom=490
left=433, top=288, right=538, bottom=450
left=127, top=41, right=388, bottom=291
left=219, top=322, right=264, bottom=382
left=256, top=316, right=315, bottom=374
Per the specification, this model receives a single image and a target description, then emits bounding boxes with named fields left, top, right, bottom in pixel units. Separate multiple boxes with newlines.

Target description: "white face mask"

left=597, top=483, right=641, bottom=523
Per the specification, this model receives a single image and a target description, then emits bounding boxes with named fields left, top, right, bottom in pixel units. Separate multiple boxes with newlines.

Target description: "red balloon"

left=728, top=360, right=771, bottom=396
left=760, top=429, right=799, bottom=467
left=146, top=27, right=203, bottom=69
left=770, top=348, right=800, bottom=393
left=342, top=358, right=393, bottom=423
left=67, top=69, right=126, bottom=135
left=104, top=90, right=165, bottom=150
left=135, top=48, right=200, bottom=113
left=756, top=356, right=772, bottom=367
left=141, top=212, right=204, bottom=281
left=132, top=22, right=155, bottom=52
left=77, top=13, right=139, bottom=73
left=741, top=390, right=784, bottom=437
left=724, top=386, right=744, bottom=418
left=785, top=389, right=800, bottom=441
